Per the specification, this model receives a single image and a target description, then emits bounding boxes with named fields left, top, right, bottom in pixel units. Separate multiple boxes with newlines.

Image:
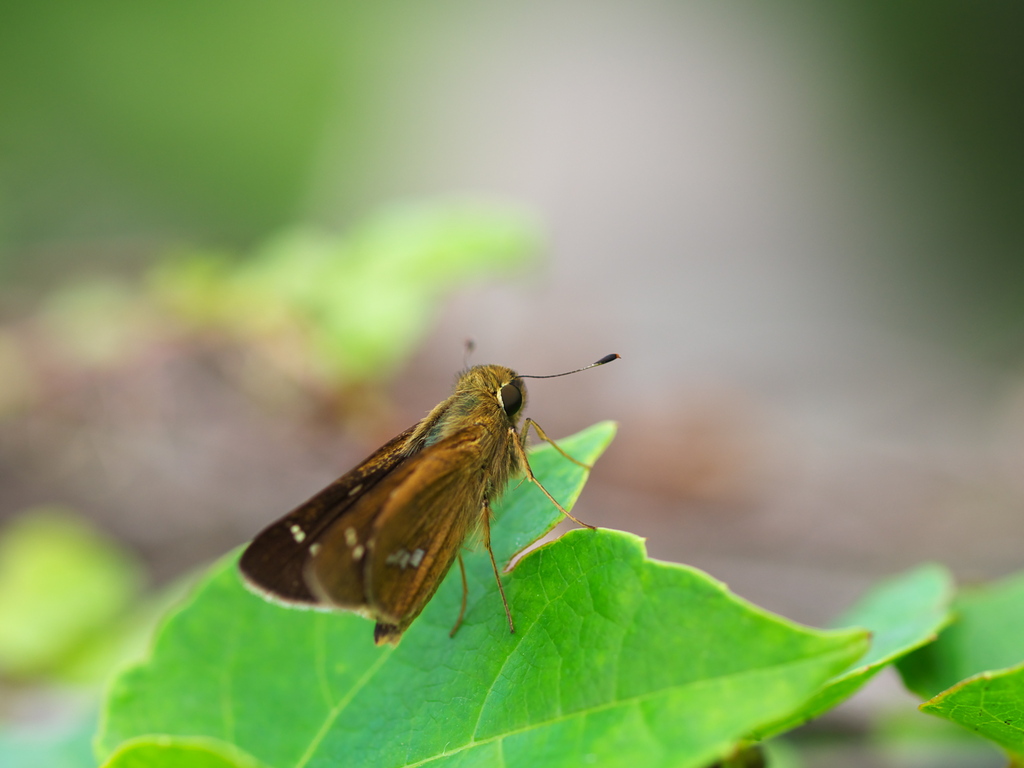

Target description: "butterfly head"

left=458, top=365, right=527, bottom=426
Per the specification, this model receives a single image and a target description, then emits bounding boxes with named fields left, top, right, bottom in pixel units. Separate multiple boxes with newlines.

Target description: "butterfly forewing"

left=239, top=424, right=417, bottom=603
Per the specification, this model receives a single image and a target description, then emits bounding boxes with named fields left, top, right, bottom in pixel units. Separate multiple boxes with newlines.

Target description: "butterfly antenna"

left=519, top=353, right=620, bottom=379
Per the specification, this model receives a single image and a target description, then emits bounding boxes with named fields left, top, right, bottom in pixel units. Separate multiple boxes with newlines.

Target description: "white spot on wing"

left=348, top=484, right=363, bottom=497
left=386, top=548, right=425, bottom=569
left=352, top=544, right=365, bottom=560
left=344, top=527, right=358, bottom=547
left=309, top=543, right=322, bottom=556
left=386, top=550, right=409, bottom=568
left=289, top=524, right=306, bottom=543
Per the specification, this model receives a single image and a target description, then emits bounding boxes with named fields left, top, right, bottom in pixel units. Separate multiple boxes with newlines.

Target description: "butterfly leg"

left=511, top=424, right=596, bottom=530
left=482, top=497, right=515, bottom=635
left=448, top=554, right=469, bottom=638
left=522, top=418, right=591, bottom=469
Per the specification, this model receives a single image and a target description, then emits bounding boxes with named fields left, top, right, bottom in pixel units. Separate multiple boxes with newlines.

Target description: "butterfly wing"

left=239, top=424, right=417, bottom=605
left=305, top=424, right=491, bottom=640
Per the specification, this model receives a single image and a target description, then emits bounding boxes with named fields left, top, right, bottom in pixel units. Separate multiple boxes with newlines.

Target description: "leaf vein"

left=406, top=660, right=814, bottom=767
left=293, top=649, right=392, bottom=768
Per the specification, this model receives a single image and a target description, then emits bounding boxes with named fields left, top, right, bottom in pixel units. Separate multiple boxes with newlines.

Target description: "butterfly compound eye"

left=499, top=382, right=522, bottom=416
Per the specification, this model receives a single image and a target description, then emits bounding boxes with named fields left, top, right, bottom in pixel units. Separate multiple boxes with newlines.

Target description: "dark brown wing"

left=239, top=424, right=417, bottom=604
left=306, top=424, right=490, bottom=635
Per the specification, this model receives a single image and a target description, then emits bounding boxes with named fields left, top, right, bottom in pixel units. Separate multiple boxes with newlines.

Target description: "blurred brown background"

left=1, top=3, right=1022, bottom=766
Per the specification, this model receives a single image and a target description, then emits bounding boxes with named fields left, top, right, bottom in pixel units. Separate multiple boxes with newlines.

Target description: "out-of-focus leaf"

left=0, top=507, right=143, bottom=680
left=151, top=200, right=542, bottom=384
left=898, top=570, right=1024, bottom=699
left=754, top=563, right=954, bottom=739
left=36, top=279, right=161, bottom=369
left=897, top=570, right=1024, bottom=762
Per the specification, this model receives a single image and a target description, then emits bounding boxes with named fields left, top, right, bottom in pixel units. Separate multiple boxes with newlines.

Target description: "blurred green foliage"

left=753, top=563, right=954, bottom=741
left=38, top=279, right=163, bottom=370
left=0, top=507, right=142, bottom=682
left=0, top=199, right=541, bottom=426
left=0, top=508, right=200, bottom=768
left=897, top=571, right=1024, bottom=760
left=899, top=571, right=1024, bottom=699
left=151, top=200, right=542, bottom=382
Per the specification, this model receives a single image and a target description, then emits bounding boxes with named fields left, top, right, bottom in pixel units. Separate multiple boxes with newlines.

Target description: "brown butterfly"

left=239, top=353, right=619, bottom=645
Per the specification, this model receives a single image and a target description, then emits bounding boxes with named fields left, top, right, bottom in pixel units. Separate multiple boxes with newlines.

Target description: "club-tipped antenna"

left=519, top=353, right=620, bottom=379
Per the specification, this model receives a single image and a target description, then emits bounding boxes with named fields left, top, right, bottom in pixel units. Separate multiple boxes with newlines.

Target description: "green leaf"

left=896, top=570, right=1024, bottom=760
left=101, top=736, right=270, bottom=768
left=898, top=570, right=1024, bottom=699
left=919, top=662, right=1024, bottom=760
left=834, top=564, right=954, bottom=670
left=97, top=422, right=867, bottom=768
left=753, top=563, right=954, bottom=739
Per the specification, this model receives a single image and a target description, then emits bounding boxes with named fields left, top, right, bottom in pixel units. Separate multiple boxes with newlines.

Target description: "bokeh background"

left=2, top=3, right=1023, bottom=766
